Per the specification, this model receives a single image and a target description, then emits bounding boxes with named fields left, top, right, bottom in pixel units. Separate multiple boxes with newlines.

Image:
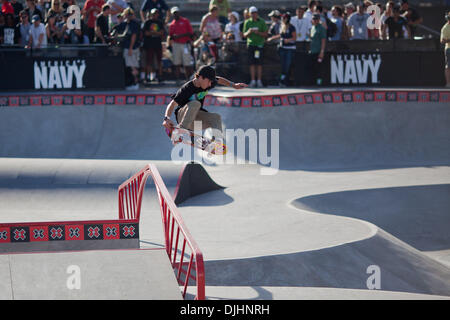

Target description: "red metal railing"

left=117, top=164, right=205, bottom=300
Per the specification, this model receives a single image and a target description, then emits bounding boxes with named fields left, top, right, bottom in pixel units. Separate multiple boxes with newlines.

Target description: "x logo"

left=88, top=226, right=100, bottom=238
left=0, top=231, right=7, bottom=240
left=33, top=229, right=45, bottom=239
left=122, top=226, right=135, bottom=237
left=69, top=227, right=80, bottom=238
left=14, top=229, right=26, bottom=241
left=106, top=227, right=117, bottom=237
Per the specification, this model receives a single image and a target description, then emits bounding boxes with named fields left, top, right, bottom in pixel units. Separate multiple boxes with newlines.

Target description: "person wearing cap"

left=27, top=13, right=47, bottom=47
left=267, top=10, right=281, bottom=42
left=308, top=13, right=326, bottom=85
left=140, top=0, right=168, bottom=23
left=168, top=6, right=194, bottom=84
left=441, top=11, right=450, bottom=87
left=224, top=11, right=240, bottom=41
left=162, top=65, right=247, bottom=145
left=243, top=6, right=268, bottom=88
left=291, top=5, right=311, bottom=41
left=142, top=8, right=165, bottom=83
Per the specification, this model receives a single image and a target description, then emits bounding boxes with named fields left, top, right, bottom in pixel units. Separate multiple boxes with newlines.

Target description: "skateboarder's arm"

left=216, top=76, right=248, bottom=89
left=162, top=100, right=178, bottom=129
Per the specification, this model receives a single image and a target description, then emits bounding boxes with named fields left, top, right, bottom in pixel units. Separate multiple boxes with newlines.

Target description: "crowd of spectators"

left=0, top=0, right=429, bottom=88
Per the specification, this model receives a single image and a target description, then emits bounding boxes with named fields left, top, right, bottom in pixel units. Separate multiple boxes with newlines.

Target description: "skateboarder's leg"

left=196, top=111, right=223, bottom=139
left=177, top=100, right=202, bottom=130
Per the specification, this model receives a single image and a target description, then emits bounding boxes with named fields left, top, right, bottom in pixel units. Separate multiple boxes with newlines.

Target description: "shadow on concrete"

left=292, top=184, right=450, bottom=252
left=204, top=229, right=450, bottom=297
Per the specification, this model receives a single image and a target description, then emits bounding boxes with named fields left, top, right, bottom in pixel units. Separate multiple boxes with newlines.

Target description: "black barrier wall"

left=217, top=39, right=446, bottom=87
left=0, top=46, right=125, bottom=91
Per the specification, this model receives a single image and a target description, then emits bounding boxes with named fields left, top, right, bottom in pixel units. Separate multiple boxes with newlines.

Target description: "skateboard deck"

left=165, top=127, right=227, bottom=155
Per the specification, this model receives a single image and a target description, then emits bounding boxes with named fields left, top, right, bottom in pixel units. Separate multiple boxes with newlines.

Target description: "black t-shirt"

left=142, top=18, right=164, bottom=49
left=385, top=16, right=408, bottom=39
left=172, top=79, right=218, bottom=116
left=96, top=14, right=109, bottom=38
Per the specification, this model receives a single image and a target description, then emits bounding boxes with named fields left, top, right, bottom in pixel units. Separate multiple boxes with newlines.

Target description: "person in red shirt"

left=1, top=0, right=15, bottom=15
left=82, top=0, right=104, bottom=43
left=168, top=6, right=194, bottom=84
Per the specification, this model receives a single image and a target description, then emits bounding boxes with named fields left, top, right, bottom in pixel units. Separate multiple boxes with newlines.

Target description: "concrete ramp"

left=0, top=249, right=182, bottom=300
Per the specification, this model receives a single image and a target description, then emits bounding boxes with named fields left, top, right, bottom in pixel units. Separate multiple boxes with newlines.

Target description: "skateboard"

left=165, top=127, right=227, bottom=155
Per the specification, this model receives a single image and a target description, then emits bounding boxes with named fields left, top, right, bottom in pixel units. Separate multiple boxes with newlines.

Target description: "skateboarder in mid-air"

left=162, top=65, right=247, bottom=147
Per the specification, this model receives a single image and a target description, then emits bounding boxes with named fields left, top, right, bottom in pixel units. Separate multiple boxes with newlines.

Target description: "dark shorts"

left=446, top=48, right=450, bottom=68
left=248, top=45, right=264, bottom=65
left=145, top=47, right=162, bottom=67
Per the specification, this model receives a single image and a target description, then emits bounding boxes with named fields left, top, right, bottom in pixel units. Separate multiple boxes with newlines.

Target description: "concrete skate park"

left=0, top=87, right=449, bottom=300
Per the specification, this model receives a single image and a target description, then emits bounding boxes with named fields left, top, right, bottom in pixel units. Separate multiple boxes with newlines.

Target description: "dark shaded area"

left=174, top=162, right=225, bottom=205
left=292, top=184, right=450, bottom=251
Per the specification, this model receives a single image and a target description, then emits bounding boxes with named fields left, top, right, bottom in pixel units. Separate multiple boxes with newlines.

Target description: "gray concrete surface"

left=2, top=249, right=182, bottom=300
left=0, top=88, right=449, bottom=299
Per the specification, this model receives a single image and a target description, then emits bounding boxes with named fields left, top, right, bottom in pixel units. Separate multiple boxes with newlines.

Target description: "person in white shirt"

left=27, top=14, right=47, bottom=48
left=303, top=0, right=316, bottom=24
left=290, top=5, right=311, bottom=41
left=224, top=11, right=241, bottom=41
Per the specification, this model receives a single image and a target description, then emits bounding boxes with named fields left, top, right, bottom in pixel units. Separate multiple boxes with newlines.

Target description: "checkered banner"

left=0, top=91, right=448, bottom=108
left=0, top=222, right=139, bottom=243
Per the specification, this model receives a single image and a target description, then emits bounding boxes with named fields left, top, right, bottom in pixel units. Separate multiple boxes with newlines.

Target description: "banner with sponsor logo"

left=0, top=56, right=124, bottom=91
left=322, top=51, right=445, bottom=86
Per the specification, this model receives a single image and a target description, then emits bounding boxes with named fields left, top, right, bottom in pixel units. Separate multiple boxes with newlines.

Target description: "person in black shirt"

left=162, top=65, right=247, bottom=141
left=399, top=0, right=422, bottom=39
left=382, top=5, right=410, bottom=39
left=95, top=4, right=110, bottom=43
left=142, top=8, right=164, bottom=82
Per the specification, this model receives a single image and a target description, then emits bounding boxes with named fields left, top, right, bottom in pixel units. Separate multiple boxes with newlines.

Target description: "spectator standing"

left=242, top=6, right=268, bottom=88
left=239, top=7, right=249, bottom=41
left=380, top=1, right=394, bottom=38
left=47, top=0, right=63, bottom=22
left=143, top=8, right=164, bottom=83
left=209, top=0, right=230, bottom=26
left=1, top=0, right=14, bottom=15
left=16, top=10, right=31, bottom=45
left=309, top=13, right=326, bottom=85
left=266, top=10, right=281, bottom=42
left=95, top=3, right=110, bottom=43
left=11, top=0, right=24, bottom=20
left=2, top=13, right=16, bottom=44
left=82, top=0, right=104, bottom=43
left=400, top=0, right=421, bottom=39
left=224, top=11, right=240, bottom=41
left=291, top=5, right=311, bottom=42
left=270, top=12, right=296, bottom=87
left=441, top=11, right=450, bottom=87
left=28, top=14, right=47, bottom=47
left=347, top=3, right=369, bottom=40
left=140, top=0, right=168, bottom=24
left=24, top=0, right=43, bottom=21
left=168, top=6, right=194, bottom=84
left=121, top=7, right=140, bottom=89
left=330, top=5, right=344, bottom=41
left=45, top=12, right=61, bottom=43
left=382, top=5, right=409, bottom=39
left=107, top=0, right=128, bottom=27
left=200, top=5, right=222, bottom=43
left=0, top=14, right=4, bottom=44
left=342, top=2, right=355, bottom=39
left=304, top=0, right=316, bottom=23
left=193, top=31, right=218, bottom=67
